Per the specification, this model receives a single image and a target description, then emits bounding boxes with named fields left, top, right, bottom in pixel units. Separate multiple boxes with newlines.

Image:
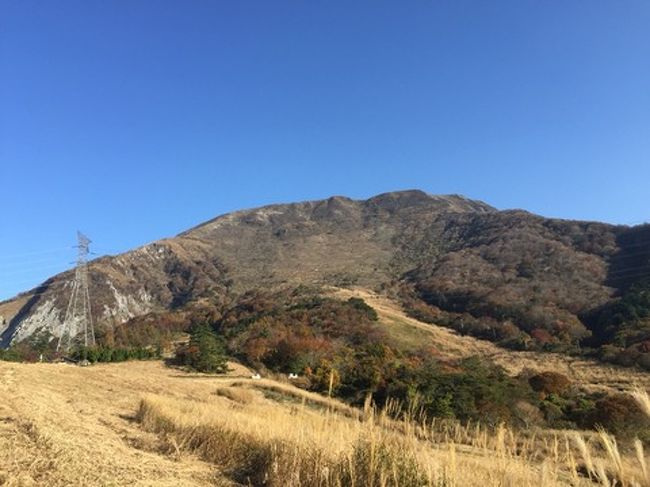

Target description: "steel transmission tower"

left=57, top=232, right=95, bottom=352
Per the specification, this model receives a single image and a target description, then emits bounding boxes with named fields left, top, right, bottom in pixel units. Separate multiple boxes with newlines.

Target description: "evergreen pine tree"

left=184, top=323, right=229, bottom=373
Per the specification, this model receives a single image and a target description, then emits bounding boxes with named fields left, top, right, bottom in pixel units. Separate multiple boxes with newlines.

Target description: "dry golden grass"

left=214, top=386, right=255, bottom=404
left=0, top=360, right=243, bottom=486
left=136, top=384, right=650, bottom=487
left=1, top=359, right=648, bottom=486
left=229, top=378, right=363, bottom=419
left=0, top=295, right=30, bottom=332
left=633, top=386, right=650, bottom=418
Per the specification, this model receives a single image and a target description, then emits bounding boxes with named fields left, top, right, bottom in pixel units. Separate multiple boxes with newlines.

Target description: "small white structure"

left=251, top=373, right=261, bottom=380
left=288, top=373, right=299, bottom=379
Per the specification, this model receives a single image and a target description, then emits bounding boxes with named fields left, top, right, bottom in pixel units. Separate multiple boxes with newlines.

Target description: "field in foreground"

left=1, top=360, right=649, bottom=486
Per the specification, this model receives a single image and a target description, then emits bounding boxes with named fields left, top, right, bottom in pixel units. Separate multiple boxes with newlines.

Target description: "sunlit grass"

left=137, top=382, right=650, bottom=486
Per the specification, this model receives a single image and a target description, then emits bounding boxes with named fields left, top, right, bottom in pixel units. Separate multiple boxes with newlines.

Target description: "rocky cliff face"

left=0, top=238, right=230, bottom=346
left=1, top=190, right=648, bottom=349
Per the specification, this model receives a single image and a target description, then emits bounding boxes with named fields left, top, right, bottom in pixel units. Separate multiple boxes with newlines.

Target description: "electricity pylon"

left=57, top=232, right=95, bottom=352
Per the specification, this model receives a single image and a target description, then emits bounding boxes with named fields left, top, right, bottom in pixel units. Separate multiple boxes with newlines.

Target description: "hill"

left=1, top=190, right=649, bottom=368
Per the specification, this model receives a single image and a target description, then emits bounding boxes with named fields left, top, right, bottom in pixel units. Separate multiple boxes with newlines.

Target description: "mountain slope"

left=1, top=190, right=649, bottom=363
left=332, top=287, right=650, bottom=394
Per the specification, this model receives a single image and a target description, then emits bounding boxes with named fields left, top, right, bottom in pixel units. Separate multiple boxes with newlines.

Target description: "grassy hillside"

left=333, top=288, right=650, bottom=395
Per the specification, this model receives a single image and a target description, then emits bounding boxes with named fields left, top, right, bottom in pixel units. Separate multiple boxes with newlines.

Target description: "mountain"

left=1, top=190, right=649, bottom=366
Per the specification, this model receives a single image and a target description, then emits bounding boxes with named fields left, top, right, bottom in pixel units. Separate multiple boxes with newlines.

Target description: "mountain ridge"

left=1, top=190, right=649, bottom=368
left=180, top=190, right=495, bottom=236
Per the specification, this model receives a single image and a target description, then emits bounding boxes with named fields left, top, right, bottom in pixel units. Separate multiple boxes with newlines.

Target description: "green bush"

left=346, top=297, right=379, bottom=321
left=70, top=345, right=159, bottom=363
left=176, top=323, right=229, bottom=373
left=0, top=347, right=23, bottom=362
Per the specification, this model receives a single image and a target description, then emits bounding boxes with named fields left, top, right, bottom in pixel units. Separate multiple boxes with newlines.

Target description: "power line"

left=0, top=263, right=74, bottom=277
left=0, top=256, right=75, bottom=269
left=0, top=251, right=114, bottom=267
left=0, top=248, right=72, bottom=261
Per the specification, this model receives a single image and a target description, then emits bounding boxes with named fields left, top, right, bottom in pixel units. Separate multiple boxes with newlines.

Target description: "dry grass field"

left=1, top=289, right=649, bottom=486
left=0, top=358, right=648, bottom=486
left=0, top=360, right=229, bottom=486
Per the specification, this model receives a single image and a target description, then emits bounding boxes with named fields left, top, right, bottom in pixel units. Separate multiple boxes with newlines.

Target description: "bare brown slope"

left=180, top=191, right=495, bottom=290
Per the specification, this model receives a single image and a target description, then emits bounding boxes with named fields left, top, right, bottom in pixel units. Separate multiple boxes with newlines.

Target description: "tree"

left=179, top=323, right=229, bottom=373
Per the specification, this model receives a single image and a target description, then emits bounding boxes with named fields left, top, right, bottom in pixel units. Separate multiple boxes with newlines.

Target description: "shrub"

left=346, top=297, right=379, bottom=321
left=528, top=372, right=571, bottom=397
left=0, top=347, right=23, bottom=362
left=69, top=345, right=159, bottom=363
left=589, top=394, right=650, bottom=437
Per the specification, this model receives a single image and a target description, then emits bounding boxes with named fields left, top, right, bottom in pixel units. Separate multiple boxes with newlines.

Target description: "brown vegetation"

left=529, top=372, right=572, bottom=396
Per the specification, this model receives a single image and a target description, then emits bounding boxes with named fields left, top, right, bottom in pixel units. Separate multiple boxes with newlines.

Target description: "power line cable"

left=0, top=256, right=76, bottom=268
left=0, top=248, right=72, bottom=261
left=0, top=264, right=74, bottom=277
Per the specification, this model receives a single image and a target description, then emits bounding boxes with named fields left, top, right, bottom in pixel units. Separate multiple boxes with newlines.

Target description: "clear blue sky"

left=1, top=1, right=649, bottom=300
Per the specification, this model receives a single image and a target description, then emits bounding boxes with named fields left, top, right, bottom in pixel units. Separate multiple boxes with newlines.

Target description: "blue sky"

left=1, top=1, right=649, bottom=300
